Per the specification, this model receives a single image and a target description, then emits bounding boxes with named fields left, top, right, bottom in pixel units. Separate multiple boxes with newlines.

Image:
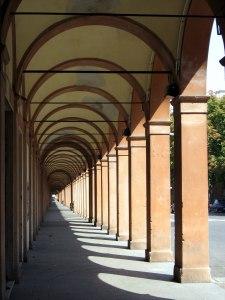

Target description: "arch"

left=40, top=135, right=98, bottom=161
left=47, top=169, right=72, bottom=182
left=44, top=150, right=87, bottom=168
left=179, top=0, right=214, bottom=95
left=31, top=84, right=129, bottom=124
left=45, top=157, right=85, bottom=174
left=44, top=147, right=88, bottom=168
left=34, top=104, right=118, bottom=142
left=16, top=15, right=175, bottom=91
left=40, top=126, right=102, bottom=155
left=41, top=141, right=94, bottom=168
left=28, top=58, right=146, bottom=103
left=37, top=117, right=110, bottom=151
left=47, top=164, right=78, bottom=179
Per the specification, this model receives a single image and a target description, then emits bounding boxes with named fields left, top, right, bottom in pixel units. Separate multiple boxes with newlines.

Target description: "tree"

left=208, top=96, right=225, bottom=200
left=170, top=96, right=225, bottom=201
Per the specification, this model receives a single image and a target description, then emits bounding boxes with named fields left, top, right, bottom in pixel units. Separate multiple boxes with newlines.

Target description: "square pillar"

left=88, top=168, right=93, bottom=223
left=95, top=162, right=102, bottom=227
left=145, top=121, right=173, bottom=262
left=91, top=167, right=96, bottom=223
left=128, top=136, right=147, bottom=250
left=116, top=146, right=129, bottom=241
left=85, top=171, right=89, bottom=220
left=77, top=177, right=81, bottom=215
left=83, top=173, right=87, bottom=219
left=173, top=96, right=211, bottom=283
left=107, top=154, right=117, bottom=235
left=101, top=159, right=108, bottom=230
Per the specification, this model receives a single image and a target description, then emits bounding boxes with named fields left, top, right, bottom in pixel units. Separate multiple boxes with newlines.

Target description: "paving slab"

left=10, top=201, right=225, bottom=300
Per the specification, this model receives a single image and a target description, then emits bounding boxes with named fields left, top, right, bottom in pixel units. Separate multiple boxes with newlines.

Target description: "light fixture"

left=166, top=83, right=180, bottom=97
left=123, top=127, right=131, bottom=137
left=219, top=56, right=225, bottom=67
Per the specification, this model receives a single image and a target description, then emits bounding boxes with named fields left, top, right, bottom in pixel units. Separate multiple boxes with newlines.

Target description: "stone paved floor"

left=10, top=201, right=225, bottom=300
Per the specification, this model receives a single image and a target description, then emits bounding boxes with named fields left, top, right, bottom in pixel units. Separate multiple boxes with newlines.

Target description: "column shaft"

left=108, top=154, right=117, bottom=235
left=95, top=163, right=102, bottom=227
left=145, top=121, right=172, bottom=262
left=128, top=137, right=147, bottom=250
left=116, top=147, right=129, bottom=241
left=173, top=96, right=211, bottom=283
left=101, top=160, right=108, bottom=230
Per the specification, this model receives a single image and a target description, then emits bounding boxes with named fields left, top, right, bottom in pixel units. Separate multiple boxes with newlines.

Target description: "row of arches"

left=0, top=0, right=224, bottom=298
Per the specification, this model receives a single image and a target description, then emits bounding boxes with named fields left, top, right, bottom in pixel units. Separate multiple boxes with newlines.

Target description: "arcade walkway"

left=10, top=201, right=225, bottom=300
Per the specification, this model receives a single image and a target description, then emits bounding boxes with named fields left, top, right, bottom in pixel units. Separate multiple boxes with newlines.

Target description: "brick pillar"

left=95, top=162, right=102, bottom=227
left=173, top=96, right=211, bottom=283
left=128, top=136, right=147, bottom=249
left=116, top=146, right=129, bottom=241
left=145, top=121, right=173, bottom=262
left=107, top=154, right=117, bottom=235
left=101, top=159, right=108, bottom=230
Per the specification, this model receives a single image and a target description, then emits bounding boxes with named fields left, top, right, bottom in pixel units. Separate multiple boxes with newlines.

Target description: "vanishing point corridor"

left=1, top=0, right=225, bottom=299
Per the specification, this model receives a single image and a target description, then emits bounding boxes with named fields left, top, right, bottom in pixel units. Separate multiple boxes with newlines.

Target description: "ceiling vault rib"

left=11, top=12, right=223, bottom=19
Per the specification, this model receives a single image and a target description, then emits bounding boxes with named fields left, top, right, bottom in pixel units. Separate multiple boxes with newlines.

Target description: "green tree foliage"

left=208, top=96, right=225, bottom=196
left=170, top=96, right=225, bottom=199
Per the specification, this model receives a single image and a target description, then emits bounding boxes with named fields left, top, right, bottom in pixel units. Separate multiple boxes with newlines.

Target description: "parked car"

left=210, top=199, right=225, bottom=213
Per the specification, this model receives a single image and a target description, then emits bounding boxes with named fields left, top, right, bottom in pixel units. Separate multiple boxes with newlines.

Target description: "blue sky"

left=207, top=21, right=225, bottom=93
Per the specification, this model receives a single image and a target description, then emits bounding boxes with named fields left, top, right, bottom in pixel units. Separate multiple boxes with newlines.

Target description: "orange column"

left=81, top=174, right=84, bottom=217
left=85, top=171, right=89, bottom=220
left=95, top=162, right=102, bottom=227
left=173, top=96, right=211, bottom=283
left=116, top=145, right=129, bottom=241
left=145, top=121, right=172, bottom=262
left=108, top=154, right=117, bottom=235
left=101, top=159, right=108, bottom=230
left=128, top=136, right=147, bottom=249
left=77, top=176, right=81, bottom=215
left=83, top=173, right=87, bottom=219
left=90, top=167, right=95, bottom=223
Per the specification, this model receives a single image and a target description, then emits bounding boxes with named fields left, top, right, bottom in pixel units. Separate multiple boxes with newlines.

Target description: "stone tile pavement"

left=10, top=201, right=225, bottom=300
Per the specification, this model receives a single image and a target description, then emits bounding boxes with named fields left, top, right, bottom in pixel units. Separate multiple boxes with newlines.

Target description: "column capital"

left=107, top=153, right=117, bottom=158
left=107, top=154, right=117, bottom=163
left=115, top=146, right=128, bottom=151
left=101, top=159, right=108, bottom=167
left=144, top=120, right=171, bottom=135
left=127, top=136, right=146, bottom=147
left=172, top=96, right=208, bottom=114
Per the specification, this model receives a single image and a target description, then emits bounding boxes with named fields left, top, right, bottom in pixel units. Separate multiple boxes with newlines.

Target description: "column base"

left=88, top=217, right=94, bottom=223
left=174, top=265, right=211, bottom=283
left=128, top=240, right=146, bottom=250
left=145, top=249, right=173, bottom=262
left=101, top=225, right=108, bottom=230
left=108, top=229, right=117, bottom=235
left=116, top=234, right=129, bottom=241
left=94, top=221, right=102, bottom=227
